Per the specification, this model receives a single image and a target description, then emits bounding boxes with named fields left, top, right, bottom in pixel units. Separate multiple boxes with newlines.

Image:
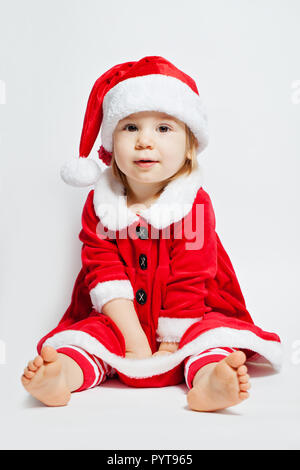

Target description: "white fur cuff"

left=156, top=316, right=203, bottom=343
left=90, top=279, right=134, bottom=312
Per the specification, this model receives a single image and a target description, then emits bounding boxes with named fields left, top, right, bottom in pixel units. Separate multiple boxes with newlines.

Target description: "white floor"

left=1, top=358, right=299, bottom=450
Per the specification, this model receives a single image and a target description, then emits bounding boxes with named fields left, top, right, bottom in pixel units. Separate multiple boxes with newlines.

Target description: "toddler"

left=21, top=56, right=282, bottom=411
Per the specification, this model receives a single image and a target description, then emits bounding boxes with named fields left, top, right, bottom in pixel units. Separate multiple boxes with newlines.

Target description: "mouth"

left=134, top=159, right=159, bottom=168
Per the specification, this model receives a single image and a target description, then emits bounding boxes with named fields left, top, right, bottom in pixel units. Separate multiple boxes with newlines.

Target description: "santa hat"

left=61, top=56, right=209, bottom=187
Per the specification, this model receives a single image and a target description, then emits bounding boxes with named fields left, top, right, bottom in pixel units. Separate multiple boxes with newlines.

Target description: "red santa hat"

left=61, top=55, right=209, bottom=187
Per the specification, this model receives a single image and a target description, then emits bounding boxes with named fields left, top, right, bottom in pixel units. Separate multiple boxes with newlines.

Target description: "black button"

left=139, top=254, right=147, bottom=270
left=136, top=288, right=147, bottom=305
left=136, top=225, right=148, bottom=239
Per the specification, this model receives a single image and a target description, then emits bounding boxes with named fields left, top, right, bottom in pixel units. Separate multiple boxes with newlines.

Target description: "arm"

left=80, top=190, right=134, bottom=310
left=80, top=191, right=151, bottom=357
left=102, top=298, right=152, bottom=358
left=156, top=188, right=217, bottom=344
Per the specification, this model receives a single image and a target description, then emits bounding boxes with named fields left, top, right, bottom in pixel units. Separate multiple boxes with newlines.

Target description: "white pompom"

left=60, top=158, right=102, bottom=187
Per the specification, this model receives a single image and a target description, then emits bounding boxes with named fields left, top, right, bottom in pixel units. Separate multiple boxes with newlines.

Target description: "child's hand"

left=153, top=342, right=180, bottom=357
left=152, top=350, right=173, bottom=357
left=125, top=347, right=153, bottom=360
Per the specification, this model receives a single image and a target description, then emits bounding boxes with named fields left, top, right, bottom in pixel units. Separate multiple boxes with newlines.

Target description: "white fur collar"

left=93, top=165, right=203, bottom=231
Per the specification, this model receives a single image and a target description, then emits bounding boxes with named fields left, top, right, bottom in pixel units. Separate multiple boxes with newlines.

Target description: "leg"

left=184, top=347, right=251, bottom=412
left=21, top=344, right=112, bottom=407
left=56, top=344, right=114, bottom=391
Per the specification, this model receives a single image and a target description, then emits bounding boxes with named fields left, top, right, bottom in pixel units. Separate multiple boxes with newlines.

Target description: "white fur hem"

left=90, top=279, right=134, bottom=312
left=44, top=326, right=283, bottom=379
left=156, top=317, right=203, bottom=343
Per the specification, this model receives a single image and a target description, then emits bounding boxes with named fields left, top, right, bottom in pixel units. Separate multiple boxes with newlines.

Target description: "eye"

left=122, top=124, right=172, bottom=133
left=158, top=125, right=171, bottom=133
left=123, top=124, right=137, bottom=131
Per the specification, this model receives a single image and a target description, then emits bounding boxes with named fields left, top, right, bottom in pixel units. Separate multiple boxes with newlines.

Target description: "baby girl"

left=21, top=56, right=282, bottom=411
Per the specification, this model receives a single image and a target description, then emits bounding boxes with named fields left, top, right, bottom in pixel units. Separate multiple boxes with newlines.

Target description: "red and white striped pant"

left=56, top=345, right=237, bottom=391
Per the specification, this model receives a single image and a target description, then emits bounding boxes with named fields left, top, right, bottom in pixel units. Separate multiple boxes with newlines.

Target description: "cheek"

left=162, top=135, right=186, bottom=156
left=177, top=132, right=187, bottom=150
left=114, top=134, right=132, bottom=155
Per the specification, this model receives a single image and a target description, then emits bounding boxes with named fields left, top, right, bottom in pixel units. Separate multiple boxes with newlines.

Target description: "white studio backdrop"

left=0, top=0, right=299, bottom=447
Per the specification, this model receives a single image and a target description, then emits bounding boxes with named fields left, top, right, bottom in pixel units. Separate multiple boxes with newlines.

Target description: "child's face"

left=112, top=111, right=187, bottom=185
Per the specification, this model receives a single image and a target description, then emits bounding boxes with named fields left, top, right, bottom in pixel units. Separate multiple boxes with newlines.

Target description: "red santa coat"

left=38, top=166, right=282, bottom=387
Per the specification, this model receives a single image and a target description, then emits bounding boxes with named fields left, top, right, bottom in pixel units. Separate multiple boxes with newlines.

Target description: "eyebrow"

left=120, top=114, right=178, bottom=123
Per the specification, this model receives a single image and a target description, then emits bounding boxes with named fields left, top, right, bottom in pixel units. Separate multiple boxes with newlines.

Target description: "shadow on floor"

left=246, top=363, right=278, bottom=377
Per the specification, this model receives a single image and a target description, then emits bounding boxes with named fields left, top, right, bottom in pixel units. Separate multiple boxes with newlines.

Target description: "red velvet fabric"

left=37, top=187, right=281, bottom=387
left=57, top=188, right=256, bottom=343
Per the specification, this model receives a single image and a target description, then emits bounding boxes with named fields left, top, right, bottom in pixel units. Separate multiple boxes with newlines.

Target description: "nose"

left=135, top=129, right=154, bottom=149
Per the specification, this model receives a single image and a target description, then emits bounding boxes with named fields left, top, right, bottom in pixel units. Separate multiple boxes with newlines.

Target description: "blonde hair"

left=111, top=124, right=199, bottom=198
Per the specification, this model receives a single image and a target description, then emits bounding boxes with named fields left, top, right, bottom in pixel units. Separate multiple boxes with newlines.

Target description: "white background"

left=0, top=0, right=299, bottom=450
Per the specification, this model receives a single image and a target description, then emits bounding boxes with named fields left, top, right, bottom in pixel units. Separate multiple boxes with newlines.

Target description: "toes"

left=240, top=382, right=251, bottom=391
left=33, top=355, right=43, bottom=368
left=27, top=360, right=38, bottom=372
left=225, top=351, right=246, bottom=369
left=21, top=375, right=30, bottom=386
left=23, top=355, right=43, bottom=378
left=237, top=365, right=248, bottom=376
left=239, top=374, right=249, bottom=384
left=239, top=391, right=249, bottom=400
left=41, top=346, right=58, bottom=363
left=23, top=368, right=35, bottom=379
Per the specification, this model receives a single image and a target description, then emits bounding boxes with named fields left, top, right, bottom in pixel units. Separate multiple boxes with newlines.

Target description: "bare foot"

left=21, top=346, right=71, bottom=407
left=187, top=350, right=250, bottom=412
